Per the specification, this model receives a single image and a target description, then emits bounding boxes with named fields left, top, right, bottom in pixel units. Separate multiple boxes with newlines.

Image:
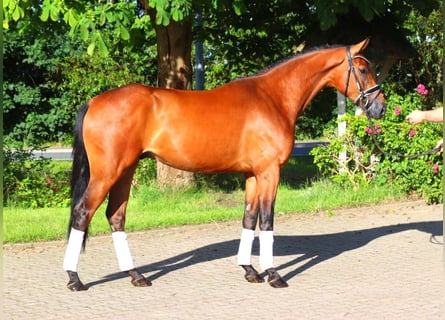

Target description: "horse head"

left=340, top=38, right=386, bottom=119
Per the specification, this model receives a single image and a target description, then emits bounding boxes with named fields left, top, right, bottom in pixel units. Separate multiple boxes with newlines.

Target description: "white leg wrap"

left=237, top=229, right=255, bottom=265
left=112, top=231, right=135, bottom=271
left=63, top=228, right=85, bottom=272
left=259, top=231, right=274, bottom=271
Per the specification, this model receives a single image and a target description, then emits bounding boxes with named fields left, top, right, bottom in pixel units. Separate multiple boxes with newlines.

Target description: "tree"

left=138, top=1, right=196, bottom=188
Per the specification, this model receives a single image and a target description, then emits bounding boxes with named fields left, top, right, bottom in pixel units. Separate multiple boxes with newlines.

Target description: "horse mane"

left=255, top=43, right=344, bottom=76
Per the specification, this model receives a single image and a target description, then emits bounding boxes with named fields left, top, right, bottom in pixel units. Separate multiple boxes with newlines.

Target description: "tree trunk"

left=144, top=7, right=195, bottom=189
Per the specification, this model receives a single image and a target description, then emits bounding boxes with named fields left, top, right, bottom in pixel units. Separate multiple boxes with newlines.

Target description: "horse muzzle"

left=355, top=85, right=386, bottom=119
left=365, top=99, right=386, bottom=119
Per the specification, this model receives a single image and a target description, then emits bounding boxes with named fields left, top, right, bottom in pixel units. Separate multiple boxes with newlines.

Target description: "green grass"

left=3, top=178, right=405, bottom=244
left=275, top=180, right=403, bottom=213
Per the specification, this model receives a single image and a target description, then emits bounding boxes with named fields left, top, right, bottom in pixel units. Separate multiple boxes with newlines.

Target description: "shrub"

left=311, top=85, right=443, bottom=204
left=3, top=148, right=71, bottom=208
left=131, top=158, right=158, bottom=192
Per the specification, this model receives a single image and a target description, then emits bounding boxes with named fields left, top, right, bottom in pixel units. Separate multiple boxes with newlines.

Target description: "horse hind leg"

left=106, top=163, right=151, bottom=287
left=64, top=180, right=111, bottom=291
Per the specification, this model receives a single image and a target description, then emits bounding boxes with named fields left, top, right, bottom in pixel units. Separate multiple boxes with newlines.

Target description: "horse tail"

left=68, top=103, right=90, bottom=250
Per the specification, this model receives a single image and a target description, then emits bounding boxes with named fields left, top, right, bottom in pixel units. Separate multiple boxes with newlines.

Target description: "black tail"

left=68, top=103, right=90, bottom=250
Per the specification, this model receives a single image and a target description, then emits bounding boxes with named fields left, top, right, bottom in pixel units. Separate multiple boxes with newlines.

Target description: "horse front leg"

left=257, top=167, right=288, bottom=288
left=237, top=175, right=264, bottom=283
left=107, top=164, right=152, bottom=288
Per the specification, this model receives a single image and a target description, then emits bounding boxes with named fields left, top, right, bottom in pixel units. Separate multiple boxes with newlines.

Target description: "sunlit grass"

left=3, top=178, right=405, bottom=244
left=275, top=180, right=404, bottom=213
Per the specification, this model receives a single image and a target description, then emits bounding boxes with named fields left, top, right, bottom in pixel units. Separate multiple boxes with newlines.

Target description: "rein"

left=344, top=46, right=441, bottom=160
left=365, top=113, right=441, bottom=159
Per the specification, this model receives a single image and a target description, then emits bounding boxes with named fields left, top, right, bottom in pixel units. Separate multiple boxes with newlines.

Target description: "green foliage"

left=312, top=0, right=439, bottom=30
left=311, top=87, right=443, bottom=204
left=3, top=24, right=157, bottom=147
left=149, top=0, right=193, bottom=25
left=3, top=149, right=71, bottom=208
left=132, top=158, right=158, bottom=192
left=385, top=7, right=443, bottom=106
left=57, top=35, right=158, bottom=110
left=203, top=1, right=309, bottom=87
left=3, top=28, right=82, bottom=146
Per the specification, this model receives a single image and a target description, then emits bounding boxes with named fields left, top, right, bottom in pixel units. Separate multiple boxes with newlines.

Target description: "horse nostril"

left=371, top=103, right=386, bottom=119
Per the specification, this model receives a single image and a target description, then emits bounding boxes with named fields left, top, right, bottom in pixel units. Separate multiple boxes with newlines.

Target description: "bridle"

left=344, top=46, right=381, bottom=111
left=343, top=46, right=441, bottom=159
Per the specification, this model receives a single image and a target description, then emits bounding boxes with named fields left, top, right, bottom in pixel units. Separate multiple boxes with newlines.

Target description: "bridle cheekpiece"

left=345, top=46, right=381, bottom=112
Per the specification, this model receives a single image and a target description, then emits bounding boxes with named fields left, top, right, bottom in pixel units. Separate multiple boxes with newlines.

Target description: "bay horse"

left=63, top=38, right=386, bottom=291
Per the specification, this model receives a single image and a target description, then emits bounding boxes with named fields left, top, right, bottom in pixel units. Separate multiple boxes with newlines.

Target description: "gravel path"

left=3, top=200, right=443, bottom=319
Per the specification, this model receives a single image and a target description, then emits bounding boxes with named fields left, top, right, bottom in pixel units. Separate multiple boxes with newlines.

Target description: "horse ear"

left=350, top=37, right=370, bottom=55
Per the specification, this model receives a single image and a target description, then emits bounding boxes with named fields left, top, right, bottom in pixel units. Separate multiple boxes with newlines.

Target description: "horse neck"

left=257, top=48, right=345, bottom=122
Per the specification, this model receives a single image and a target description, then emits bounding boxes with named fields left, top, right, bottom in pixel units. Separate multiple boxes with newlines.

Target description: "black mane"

left=256, top=43, right=344, bottom=76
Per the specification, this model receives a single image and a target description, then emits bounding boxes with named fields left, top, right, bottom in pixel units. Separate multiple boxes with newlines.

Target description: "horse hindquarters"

left=64, top=98, right=153, bottom=291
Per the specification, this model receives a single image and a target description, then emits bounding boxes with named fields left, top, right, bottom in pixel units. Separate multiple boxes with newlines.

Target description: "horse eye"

left=359, top=68, right=368, bottom=75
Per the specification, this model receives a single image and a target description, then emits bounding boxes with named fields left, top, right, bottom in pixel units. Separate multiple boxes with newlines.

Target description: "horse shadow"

left=86, top=220, right=442, bottom=288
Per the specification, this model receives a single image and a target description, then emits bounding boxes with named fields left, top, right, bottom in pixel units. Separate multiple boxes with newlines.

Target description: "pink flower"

left=416, top=84, right=429, bottom=96
left=408, top=130, right=417, bottom=137
left=432, top=164, right=440, bottom=174
left=374, top=124, right=382, bottom=134
left=394, top=106, right=401, bottom=116
left=364, top=125, right=382, bottom=135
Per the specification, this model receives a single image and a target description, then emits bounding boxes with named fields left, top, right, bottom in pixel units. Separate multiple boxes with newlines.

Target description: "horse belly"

left=148, top=132, right=248, bottom=173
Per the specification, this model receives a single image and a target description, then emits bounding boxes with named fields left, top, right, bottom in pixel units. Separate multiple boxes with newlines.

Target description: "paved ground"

left=3, top=200, right=443, bottom=319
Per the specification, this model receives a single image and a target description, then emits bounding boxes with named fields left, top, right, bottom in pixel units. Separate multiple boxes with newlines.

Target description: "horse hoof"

left=131, top=277, right=152, bottom=287
left=242, top=265, right=265, bottom=283
left=128, top=269, right=152, bottom=287
left=268, top=277, right=289, bottom=288
left=66, top=271, right=88, bottom=291
left=67, top=280, right=88, bottom=291
left=245, top=273, right=265, bottom=283
left=266, top=268, right=288, bottom=288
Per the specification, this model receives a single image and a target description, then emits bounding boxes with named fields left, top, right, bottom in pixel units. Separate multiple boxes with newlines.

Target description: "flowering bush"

left=311, top=85, right=443, bottom=204
left=3, top=148, right=71, bottom=207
